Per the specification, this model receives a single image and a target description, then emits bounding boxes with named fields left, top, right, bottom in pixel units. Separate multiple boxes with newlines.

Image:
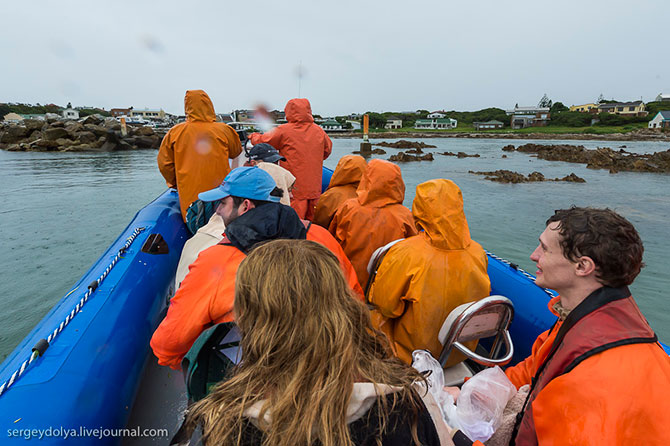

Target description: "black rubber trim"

left=452, top=429, right=475, bottom=446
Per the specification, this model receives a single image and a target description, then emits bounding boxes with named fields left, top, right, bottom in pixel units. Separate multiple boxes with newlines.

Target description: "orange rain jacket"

left=506, top=295, right=670, bottom=445
left=313, top=155, right=367, bottom=229
left=329, top=159, right=417, bottom=288
left=368, top=179, right=490, bottom=365
left=249, top=98, right=332, bottom=201
left=157, top=90, right=242, bottom=219
left=150, top=220, right=362, bottom=370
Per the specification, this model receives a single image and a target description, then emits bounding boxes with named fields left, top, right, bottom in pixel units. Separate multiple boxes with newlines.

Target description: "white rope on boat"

left=485, top=250, right=558, bottom=299
left=0, top=227, right=146, bottom=398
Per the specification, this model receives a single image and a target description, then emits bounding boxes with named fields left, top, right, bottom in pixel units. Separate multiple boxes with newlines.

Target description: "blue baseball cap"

left=198, top=166, right=280, bottom=203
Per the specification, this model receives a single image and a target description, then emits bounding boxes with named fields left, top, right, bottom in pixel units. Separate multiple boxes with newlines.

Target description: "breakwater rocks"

left=469, top=170, right=586, bottom=184
left=374, top=140, right=437, bottom=149
left=503, top=143, right=670, bottom=174
left=0, top=115, right=165, bottom=152
left=389, top=151, right=434, bottom=162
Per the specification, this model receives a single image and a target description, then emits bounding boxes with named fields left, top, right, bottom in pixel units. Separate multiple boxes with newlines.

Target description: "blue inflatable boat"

left=0, top=167, right=667, bottom=445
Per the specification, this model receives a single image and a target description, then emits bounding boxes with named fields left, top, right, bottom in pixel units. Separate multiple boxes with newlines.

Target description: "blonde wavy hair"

left=184, top=239, right=426, bottom=446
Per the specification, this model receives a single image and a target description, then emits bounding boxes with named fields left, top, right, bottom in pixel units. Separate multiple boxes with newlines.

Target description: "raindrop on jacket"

left=313, top=155, right=366, bottom=229
left=368, top=179, right=490, bottom=366
left=329, top=159, right=417, bottom=288
left=157, top=90, right=242, bottom=220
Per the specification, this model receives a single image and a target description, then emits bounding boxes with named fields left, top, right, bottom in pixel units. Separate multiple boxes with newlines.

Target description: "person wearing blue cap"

left=151, top=167, right=364, bottom=370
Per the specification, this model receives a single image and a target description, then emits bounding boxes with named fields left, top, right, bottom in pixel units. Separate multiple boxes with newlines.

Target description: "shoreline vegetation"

left=330, top=126, right=670, bottom=142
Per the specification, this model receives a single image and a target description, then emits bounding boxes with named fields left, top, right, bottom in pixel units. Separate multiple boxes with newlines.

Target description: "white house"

left=655, top=93, right=670, bottom=102
left=62, top=103, right=79, bottom=120
left=320, top=119, right=343, bottom=131
left=648, top=111, right=670, bottom=129
left=384, top=117, right=402, bottom=129
left=414, top=118, right=457, bottom=129
left=427, top=112, right=446, bottom=119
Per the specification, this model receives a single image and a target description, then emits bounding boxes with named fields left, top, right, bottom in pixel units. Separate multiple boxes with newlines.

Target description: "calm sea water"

left=1, top=137, right=669, bottom=359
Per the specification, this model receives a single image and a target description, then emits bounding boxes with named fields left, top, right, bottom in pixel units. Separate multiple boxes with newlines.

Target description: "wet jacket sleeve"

left=157, top=131, right=176, bottom=188
left=150, top=252, right=225, bottom=369
left=249, top=128, right=283, bottom=148
left=225, top=126, right=243, bottom=160
left=505, top=325, right=555, bottom=389
left=323, top=132, right=332, bottom=160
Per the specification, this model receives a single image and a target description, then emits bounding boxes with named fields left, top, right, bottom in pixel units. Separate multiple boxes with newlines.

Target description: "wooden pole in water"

left=360, top=114, right=371, bottom=153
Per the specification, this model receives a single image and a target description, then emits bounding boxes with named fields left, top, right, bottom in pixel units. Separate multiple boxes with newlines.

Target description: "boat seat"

left=438, top=295, right=515, bottom=386
left=364, top=238, right=404, bottom=299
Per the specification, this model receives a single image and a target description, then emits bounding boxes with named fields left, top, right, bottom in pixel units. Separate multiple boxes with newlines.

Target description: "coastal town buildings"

left=427, top=111, right=447, bottom=119
left=320, top=119, right=343, bottom=131
left=655, top=93, right=670, bottom=102
left=385, top=117, right=403, bottom=129
left=130, top=108, right=166, bottom=120
left=473, top=120, right=504, bottom=130
left=414, top=117, right=457, bottom=129
left=648, top=111, right=670, bottom=129
left=62, top=103, right=79, bottom=120
left=110, top=107, right=132, bottom=118
left=597, top=101, right=646, bottom=116
left=569, top=103, right=599, bottom=113
left=506, top=105, right=550, bottom=128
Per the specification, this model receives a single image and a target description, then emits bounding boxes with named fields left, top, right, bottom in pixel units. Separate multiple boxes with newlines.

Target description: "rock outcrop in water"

left=375, top=140, right=436, bottom=149
left=0, top=114, right=166, bottom=152
left=389, top=151, right=434, bottom=162
left=503, top=143, right=670, bottom=174
left=469, top=169, right=586, bottom=183
left=440, top=151, right=481, bottom=158
left=353, top=148, right=386, bottom=155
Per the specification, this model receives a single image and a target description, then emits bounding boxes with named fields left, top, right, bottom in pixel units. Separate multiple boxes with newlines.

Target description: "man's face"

left=216, top=196, right=240, bottom=227
left=530, top=222, right=578, bottom=292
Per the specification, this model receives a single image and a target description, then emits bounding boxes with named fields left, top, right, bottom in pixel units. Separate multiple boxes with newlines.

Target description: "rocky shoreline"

left=0, top=115, right=166, bottom=152
left=331, top=130, right=670, bottom=142
left=469, top=170, right=586, bottom=184
left=503, top=143, right=670, bottom=173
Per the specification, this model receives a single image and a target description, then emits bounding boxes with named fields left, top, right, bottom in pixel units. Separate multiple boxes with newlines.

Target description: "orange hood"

left=184, top=90, right=216, bottom=122
left=329, top=155, right=366, bottom=188
left=412, top=179, right=472, bottom=250
left=285, top=98, right=314, bottom=124
left=356, top=159, right=405, bottom=207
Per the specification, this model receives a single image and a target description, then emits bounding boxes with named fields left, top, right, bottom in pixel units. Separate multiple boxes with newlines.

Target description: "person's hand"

left=444, top=386, right=460, bottom=402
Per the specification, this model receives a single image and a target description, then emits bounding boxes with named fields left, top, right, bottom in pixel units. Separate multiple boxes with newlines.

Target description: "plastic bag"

left=411, top=350, right=517, bottom=443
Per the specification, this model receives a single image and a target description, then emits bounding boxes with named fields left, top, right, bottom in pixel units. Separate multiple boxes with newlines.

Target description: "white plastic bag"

left=411, top=350, right=517, bottom=443
left=455, top=366, right=517, bottom=442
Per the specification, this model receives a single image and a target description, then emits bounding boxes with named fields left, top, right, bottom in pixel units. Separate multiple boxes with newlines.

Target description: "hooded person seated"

left=368, top=179, right=491, bottom=365
left=313, top=155, right=366, bottom=229
left=329, top=159, right=417, bottom=289
left=174, top=151, right=295, bottom=289
left=151, top=167, right=362, bottom=369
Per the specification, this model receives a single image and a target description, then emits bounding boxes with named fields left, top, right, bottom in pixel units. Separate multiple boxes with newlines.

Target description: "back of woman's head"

left=187, top=239, right=424, bottom=446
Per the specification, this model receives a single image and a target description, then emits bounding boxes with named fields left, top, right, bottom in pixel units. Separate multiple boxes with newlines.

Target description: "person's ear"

left=575, top=256, right=596, bottom=277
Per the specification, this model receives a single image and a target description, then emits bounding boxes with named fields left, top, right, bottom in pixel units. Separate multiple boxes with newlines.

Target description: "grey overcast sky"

left=3, top=0, right=668, bottom=116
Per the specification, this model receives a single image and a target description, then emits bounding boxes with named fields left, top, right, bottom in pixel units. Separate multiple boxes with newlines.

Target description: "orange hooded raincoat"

left=329, top=159, right=417, bottom=288
left=506, top=295, right=670, bottom=445
left=249, top=99, right=332, bottom=214
left=368, top=179, right=490, bottom=365
left=313, top=155, right=367, bottom=229
left=157, top=90, right=242, bottom=219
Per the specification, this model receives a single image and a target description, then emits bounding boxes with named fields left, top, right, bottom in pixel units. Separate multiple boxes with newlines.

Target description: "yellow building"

left=569, top=103, right=599, bottom=112
left=597, top=101, right=646, bottom=116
